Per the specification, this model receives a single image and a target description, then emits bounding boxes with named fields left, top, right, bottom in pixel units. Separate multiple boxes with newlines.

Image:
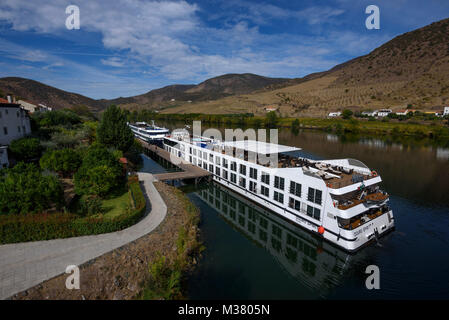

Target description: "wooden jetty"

left=138, top=140, right=212, bottom=184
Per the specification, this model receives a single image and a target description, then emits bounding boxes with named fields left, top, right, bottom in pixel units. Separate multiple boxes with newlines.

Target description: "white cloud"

left=0, top=0, right=393, bottom=97
left=100, top=57, right=125, bottom=67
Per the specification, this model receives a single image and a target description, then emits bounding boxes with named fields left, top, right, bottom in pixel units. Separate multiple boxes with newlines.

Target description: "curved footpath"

left=0, top=172, right=167, bottom=300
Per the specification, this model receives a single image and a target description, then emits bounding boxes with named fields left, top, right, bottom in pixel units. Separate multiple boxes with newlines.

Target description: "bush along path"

left=0, top=175, right=146, bottom=244
left=0, top=172, right=166, bottom=300
left=10, top=180, right=203, bottom=300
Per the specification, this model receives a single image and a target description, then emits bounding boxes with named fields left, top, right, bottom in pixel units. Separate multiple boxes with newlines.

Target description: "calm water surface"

left=141, top=123, right=449, bottom=299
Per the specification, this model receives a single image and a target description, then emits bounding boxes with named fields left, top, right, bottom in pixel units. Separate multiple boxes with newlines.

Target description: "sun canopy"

left=221, top=140, right=301, bottom=154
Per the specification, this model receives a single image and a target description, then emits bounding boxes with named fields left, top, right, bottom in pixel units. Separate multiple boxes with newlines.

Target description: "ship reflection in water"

left=195, top=183, right=373, bottom=296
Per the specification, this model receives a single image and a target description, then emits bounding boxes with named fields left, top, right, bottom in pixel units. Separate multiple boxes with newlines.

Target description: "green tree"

left=265, top=111, right=278, bottom=128
left=97, top=105, right=134, bottom=152
left=40, top=148, right=82, bottom=178
left=74, top=145, right=123, bottom=197
left=75, top=164, right=122, bottom=197
left=0, top=163, right=63, bottom=214
left=342, top=109, right=353, bottom=119
left=9, top=137, right=43, bottom=162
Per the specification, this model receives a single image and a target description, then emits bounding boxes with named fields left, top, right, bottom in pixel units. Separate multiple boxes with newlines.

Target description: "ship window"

left=189, top=147, right=192, bottom=154
left=307, top=205, right=321, bottom=220
left=290, top=181, right=301, bottom=197
left=261, top=172, right=270, bottom=185
left=289, top=197, right=301, bottom=211
left=209, top=164, right=214, bottom=173
left=249, top=167, right=257, bottom=179
left=274, top=191, right=284, bottom=204
left=3, top=127, right=7, bottom=135
left=222, top=170, right=228, bottom=180
left=231, top=161, right=237, bottom=171
left=192, top=149, right=197, bottom=156
left=203, top=162, right=207, bottom=170
left=239, top=176, right=246, bottom=188
left=222, top=158, right=228, bottom=168
left=307, top=188, right=322, bottom=205
left=209, top=153, right=213, bottom=161
left=249, top=181, right=257, bottom=193
left=239, top=164, right=246, bottom=175
left=274, top=176, right=285, bottom=190
left=215, top=166, right=220, bottom=176
left=216, top=156, right=220, bottom=165
left=18, top=126, right=21, bottom=133
left=261, top=185, right=269, bottom=197
left=231, top=173, right=237, bottom=183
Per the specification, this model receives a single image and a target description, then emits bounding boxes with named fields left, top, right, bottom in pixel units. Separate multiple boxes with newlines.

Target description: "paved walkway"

left=0, top=172, right=166, bottom=300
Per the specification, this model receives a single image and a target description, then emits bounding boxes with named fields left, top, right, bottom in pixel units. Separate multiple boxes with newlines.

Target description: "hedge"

left=0, top=176, right=147, bottom=244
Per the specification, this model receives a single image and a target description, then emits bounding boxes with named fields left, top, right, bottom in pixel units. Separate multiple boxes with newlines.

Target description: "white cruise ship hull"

left=162, top=136, right=395, bottom=252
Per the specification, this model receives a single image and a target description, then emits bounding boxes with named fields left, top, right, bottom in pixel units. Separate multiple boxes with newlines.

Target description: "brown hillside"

left=163, top=17, right=449, bottom=116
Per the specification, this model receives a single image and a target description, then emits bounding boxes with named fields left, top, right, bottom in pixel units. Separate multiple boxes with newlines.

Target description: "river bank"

left=11, top=181, right=202, bottom=300
left=147, top=113, right=449, bottom=141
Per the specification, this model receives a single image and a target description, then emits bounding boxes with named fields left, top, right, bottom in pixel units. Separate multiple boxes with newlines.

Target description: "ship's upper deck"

left=166, top=134, right=379, bottom=189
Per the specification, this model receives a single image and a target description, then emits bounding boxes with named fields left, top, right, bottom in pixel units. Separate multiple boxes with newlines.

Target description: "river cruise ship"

left=128, top=121, right=169, bottom=144
left=162, top=134, right=395, bottom=252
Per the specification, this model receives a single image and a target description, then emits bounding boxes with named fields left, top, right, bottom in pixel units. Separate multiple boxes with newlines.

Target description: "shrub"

left=77, top=196, right=103, bottom=216
left=32, top=109, right=81, bottom=127
left=40, top=148, right=82, bottom=178
left=0, top=163, right=64, bottom=214
left=9, top=137, right=43, bottom=161
left=342, top=109, right=353, bottom=119
left=0, top=176, right=146, bottom=244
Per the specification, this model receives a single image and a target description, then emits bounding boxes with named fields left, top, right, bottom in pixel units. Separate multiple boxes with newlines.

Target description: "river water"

left=141, top=122, right=449, bottom=299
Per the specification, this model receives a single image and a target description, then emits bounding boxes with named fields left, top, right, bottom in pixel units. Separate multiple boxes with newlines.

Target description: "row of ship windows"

left=184, top=151, right=323, bottom=206
left=196, top=158, right=321, bottom=221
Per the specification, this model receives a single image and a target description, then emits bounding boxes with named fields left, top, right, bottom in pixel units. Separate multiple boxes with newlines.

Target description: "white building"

left=444, top=107, right=449, bottom=116
left=362, top=110, right=378, bottom=117
left=0, top=102, right=32, bottom=167
left=328, top=112, right=341, bottom=117
left=18, top=100, right=51, bottom=113
left=377, top=109, right=392, bottom=117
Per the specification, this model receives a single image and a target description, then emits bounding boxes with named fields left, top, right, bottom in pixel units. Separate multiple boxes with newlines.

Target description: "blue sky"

left=0, top=0, right=448, bottom=99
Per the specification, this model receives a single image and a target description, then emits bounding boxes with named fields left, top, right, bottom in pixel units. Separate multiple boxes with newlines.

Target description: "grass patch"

left=101, top=190, right=131, bottom=219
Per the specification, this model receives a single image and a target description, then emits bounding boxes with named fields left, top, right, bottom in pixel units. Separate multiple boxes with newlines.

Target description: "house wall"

left=0, top=106, right=32, bottom=145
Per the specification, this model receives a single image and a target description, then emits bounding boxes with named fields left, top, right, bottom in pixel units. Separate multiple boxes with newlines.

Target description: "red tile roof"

left=0, top=98, right=9, bottom=103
